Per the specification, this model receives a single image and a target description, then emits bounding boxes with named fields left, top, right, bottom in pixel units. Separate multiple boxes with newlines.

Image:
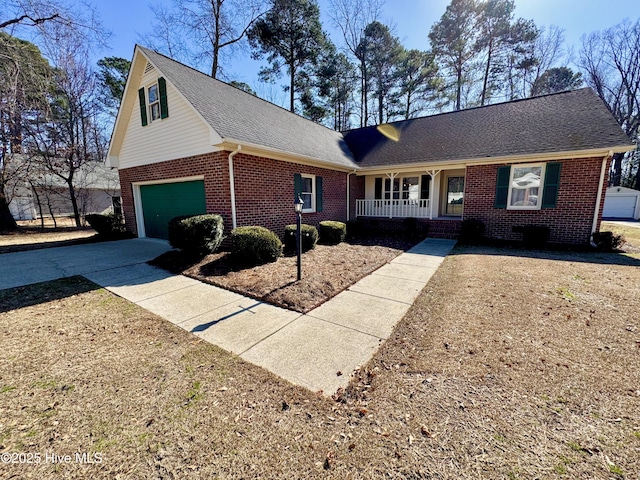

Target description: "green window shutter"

left=316, top=176, right=323, bottom=212
left=294, top=173, right=302, bottom=202
left=420, top=174, right=431, bottom=200
left=495, top=166, right=511, bottom=208
left=541, top=162, right=562, bottom=209
left=374, top=178, right=382, bottom=199
left=138, top=87, right=148, bottom=126
left=158, top=77, right=169, bottom=119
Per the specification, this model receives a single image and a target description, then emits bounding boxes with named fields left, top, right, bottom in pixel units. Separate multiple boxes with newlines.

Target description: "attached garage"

left=136, top=178, right=206, bottom=239
left=603, top=186, right=640, bottom=220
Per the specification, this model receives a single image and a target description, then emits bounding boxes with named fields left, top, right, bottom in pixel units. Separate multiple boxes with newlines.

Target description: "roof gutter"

left=220, top=138, right=358, bottom=173
left=228, top=145, right=241, bottom=229
left=591, top=151, right=612, bottom=248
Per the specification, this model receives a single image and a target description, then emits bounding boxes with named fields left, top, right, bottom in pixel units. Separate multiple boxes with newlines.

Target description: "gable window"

left=148, top=84, right=161, bottom=121
left=507, top=163, right=545, bottom=209
left=294, top=173, right=323, bottom=213
left=138, top=77, right=169, bottom=126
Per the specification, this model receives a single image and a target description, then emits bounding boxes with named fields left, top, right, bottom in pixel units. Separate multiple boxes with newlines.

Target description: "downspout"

left=346, top=169, right=356, bottom=221
left=591, top=151, right=611, bottom=247
left=228, top=145, right=241, bottom=229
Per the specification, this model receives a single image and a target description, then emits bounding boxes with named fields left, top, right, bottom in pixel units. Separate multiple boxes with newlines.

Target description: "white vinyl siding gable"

left=119, top=68, right=221, bottom=169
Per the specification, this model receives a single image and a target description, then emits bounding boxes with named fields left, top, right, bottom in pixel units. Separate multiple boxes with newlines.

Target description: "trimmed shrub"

left=514, top=224, right=551, bottom=247
left=231, top=226, right=282, bottom=267
left=459, top=218, right=485, bottom=245
left=318, top=220, right=347, bottom=245
left=283, top=223, right=318, bottom=253
left=85, top=213, right=127, bottom=238
left=403, top=217, right=418, bottom=236
left=592, top=231, right=625, bottom=251
left=168, top=214, right=224, bottom=257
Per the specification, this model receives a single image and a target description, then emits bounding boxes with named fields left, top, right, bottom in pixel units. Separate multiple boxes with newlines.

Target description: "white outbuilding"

left=603, top=186, right=640, bottom=219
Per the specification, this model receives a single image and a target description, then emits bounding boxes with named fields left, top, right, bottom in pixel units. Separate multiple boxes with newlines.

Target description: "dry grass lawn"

left=1, top=244, right=639, bottom=478
left=601, top=221, right=640, bottom=257
left=0, top=221, right=96, bottom=253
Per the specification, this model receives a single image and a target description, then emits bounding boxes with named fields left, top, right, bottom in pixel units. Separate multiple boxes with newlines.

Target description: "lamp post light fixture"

left=294, top=195, right=304, bottom=281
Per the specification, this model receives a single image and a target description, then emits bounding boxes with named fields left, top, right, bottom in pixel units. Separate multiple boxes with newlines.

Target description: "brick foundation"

left=355, top=217, right=461, bottom=239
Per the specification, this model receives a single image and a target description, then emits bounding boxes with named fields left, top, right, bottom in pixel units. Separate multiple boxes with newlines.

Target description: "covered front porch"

left=355, top=168, right=465, bottom=220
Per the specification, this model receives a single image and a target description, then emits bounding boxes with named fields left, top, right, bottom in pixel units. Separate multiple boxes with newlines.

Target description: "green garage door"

left=140, top=180, right=206, bottom=239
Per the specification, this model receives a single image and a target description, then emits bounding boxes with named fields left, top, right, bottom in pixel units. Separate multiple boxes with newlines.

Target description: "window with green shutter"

left=158, top=77, right=169, bottom=119
left=138, top=87, right=148, bottom=126
left=495, top=166, right=510, bottom=208
left=496, top=162, right=562, bottom=210
left=541, top=162, right=561, bottom=208
left=294, top=173, right=321, bottom=213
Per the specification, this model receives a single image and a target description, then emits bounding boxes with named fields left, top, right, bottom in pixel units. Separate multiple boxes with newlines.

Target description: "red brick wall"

left=349, top=175, right=365, bottom=221
left=118, top=151, right=348, bottom=238
left=464, top=157, right=610, bottom=245
left=231, top=152, right=347, bottom=236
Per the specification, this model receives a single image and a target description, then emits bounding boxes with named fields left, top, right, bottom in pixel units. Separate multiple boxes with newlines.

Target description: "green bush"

left=283, top=223, right=318, bottom=253
left=592, top=231, right=625, bottom=251
left=318, top=220, right=347, bottom=245
left=459, top=218, right=485, bottom=244
left=85, top=213, right=127, bottom=238
left=231, top=226, right=282, bottom=267
left=515, top=225, right=551, bottom=247
left=168, top=214, right=224, bottom=257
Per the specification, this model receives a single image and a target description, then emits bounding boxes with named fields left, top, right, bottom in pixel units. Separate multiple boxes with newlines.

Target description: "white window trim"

left=301, top=173, right=316, bottom=213
left=147, top=83, right=160, bottom=122
left=507, top=162, right=546, bottom=210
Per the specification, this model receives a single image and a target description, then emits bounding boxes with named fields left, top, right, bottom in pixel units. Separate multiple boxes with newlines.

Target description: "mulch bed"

left=151, top=235, right=418, bottom=313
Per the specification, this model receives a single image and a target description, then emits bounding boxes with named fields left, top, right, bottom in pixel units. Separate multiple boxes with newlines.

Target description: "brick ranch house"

left=107, top=46, right=634, bottom=245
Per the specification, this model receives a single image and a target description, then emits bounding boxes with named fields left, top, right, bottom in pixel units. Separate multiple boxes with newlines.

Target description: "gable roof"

left=137, top=46, right=357, bottom=170
left=342, top=88, right=634, bottom=169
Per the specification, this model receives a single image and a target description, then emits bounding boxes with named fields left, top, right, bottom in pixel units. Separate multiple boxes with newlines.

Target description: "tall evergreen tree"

left=97, top=57, right=131, bottom=116
left=248, top=0, right=327, bottom=113
left=531, top=67, right=582, bottom=96
left=357, top=21, right=402, bottom=124
left=327, top=0, right=384, bottom=127
left=475, top=0, right=516, bottom=105
left=393, top=49, right=440, bottom=119
left=428, top=0, right=481, bottom=111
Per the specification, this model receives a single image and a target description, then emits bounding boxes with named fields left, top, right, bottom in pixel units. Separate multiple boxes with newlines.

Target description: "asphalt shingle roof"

left=138, top=46, right=632, bottom=171
left=139, top=47, right=357, bottom=169
left=342, top=88, right=633, bottom=168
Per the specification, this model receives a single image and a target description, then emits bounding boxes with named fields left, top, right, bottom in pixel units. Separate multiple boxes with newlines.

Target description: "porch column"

left=426, top=170, right=441, bottom=220
left=385, top=172, right=399, bottom=218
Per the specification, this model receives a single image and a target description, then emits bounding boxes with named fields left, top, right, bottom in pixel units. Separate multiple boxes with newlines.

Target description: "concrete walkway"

left=84, top=238, right=456, bottom=394
left=1, top=237, right=456, bottom=395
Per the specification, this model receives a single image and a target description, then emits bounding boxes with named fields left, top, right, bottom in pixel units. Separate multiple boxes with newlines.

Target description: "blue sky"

left=95, top=0, right=635, bottom=91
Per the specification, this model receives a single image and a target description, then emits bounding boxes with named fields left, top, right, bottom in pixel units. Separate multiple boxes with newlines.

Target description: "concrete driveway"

left=0, top=238, right=172, bottom=291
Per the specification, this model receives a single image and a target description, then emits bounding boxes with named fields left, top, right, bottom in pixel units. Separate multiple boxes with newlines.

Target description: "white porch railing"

left=356, top=199, right=431, bottom=218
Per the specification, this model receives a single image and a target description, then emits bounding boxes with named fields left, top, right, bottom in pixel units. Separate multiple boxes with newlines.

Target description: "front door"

left=445, top=176, right=464, bottom=216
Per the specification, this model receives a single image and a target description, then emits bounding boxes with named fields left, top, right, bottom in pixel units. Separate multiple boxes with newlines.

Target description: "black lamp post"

left=294, top=195, right=304, bottom=281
